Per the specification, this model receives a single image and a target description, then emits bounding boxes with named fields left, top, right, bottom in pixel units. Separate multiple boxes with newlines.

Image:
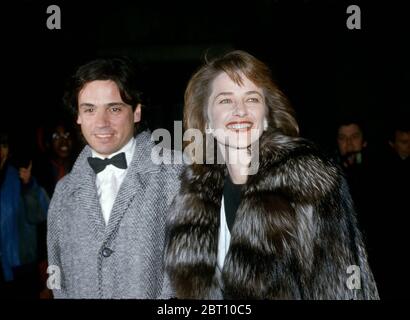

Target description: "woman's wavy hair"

left=183, top=50, right=299, bottom=164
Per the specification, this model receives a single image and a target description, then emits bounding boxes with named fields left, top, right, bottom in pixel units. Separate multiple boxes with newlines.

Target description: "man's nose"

left=346, top=137, right=355, bottom=148
left=95, top=109, right=110, bottom=127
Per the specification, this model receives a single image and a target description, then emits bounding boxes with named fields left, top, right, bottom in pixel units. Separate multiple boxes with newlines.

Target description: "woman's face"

left=207, top=72, right=267, bottom=149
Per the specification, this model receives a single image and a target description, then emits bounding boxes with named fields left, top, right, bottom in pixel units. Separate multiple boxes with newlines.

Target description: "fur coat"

left=165, top=130, right=379, bottom=299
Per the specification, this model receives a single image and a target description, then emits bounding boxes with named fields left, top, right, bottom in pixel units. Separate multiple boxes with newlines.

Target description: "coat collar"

left=69, top=131, right=159, bottom=183
left=66, top=131, right=161, bottom=240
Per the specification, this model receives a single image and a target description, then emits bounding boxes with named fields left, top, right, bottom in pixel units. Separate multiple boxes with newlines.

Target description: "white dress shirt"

left=91, top=137, right=135, bottom=225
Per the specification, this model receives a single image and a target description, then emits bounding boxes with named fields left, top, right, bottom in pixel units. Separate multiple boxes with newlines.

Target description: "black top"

left=223, top=175, right=243, bottom=232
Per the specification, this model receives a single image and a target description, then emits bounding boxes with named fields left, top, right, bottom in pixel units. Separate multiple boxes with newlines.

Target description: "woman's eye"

left=247, top=97, right=260, bottom=103
left=219, top=98, right=232, bottom=104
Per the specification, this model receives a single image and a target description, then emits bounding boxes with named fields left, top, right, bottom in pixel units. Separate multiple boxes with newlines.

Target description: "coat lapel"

left=69, top=146, right=106, bottom=240
left=104, top=132, right=160, bottom=240
left=68, top=132, right=160, bottom=243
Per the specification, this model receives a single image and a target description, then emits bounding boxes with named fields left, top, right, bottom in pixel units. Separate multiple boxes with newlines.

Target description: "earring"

left=263, top=118, right=268, bottom=131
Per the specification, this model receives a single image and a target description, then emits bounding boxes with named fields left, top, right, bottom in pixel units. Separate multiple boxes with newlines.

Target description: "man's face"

left=337, top=124, right=366, bottom=156
left=390, top=130, right=410, bottom=159
left=77, top=80, right=141, bottom=157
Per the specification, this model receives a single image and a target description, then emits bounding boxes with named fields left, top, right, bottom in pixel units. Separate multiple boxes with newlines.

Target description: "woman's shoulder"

left=260, top=132, right=332, bottom=163
left=256, top=132, right=342, bottom=200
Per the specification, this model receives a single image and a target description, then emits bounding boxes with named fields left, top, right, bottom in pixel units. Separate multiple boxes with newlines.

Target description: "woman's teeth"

left=226, top=123, right=252, bottom=129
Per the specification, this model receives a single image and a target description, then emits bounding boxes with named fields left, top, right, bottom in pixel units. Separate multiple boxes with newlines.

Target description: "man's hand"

left=19, top=161, right=32, bottom=185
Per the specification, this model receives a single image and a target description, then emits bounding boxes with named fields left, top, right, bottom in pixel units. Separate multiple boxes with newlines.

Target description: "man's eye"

left=84, top=108, right=94, bottom=113
left=110, top=107, right=121, bottom=113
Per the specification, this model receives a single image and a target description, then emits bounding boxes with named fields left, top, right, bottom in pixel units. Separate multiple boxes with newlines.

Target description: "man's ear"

left=76, top=114, right=82, bottom=124
left=363, top=141, right=367, bottom=148
left=134, top=104, right=141, bottom=123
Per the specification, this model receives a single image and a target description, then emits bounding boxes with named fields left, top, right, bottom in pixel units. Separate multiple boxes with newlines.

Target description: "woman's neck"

left=224, top=146, right=250, bottom=184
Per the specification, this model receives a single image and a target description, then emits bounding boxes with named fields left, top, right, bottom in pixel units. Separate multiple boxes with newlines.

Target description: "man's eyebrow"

left=106, top=102, right=127, bottom=107
left=79, top=103, right=95, bottom=108
left=79, top=102, right=127, bottom=108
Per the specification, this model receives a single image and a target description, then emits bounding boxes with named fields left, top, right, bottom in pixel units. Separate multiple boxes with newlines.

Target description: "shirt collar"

left=91, top=137, right=136, bottom=167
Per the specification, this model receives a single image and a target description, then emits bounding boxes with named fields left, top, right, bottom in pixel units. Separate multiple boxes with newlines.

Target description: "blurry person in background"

left=32, top=118, right=79, bottom=298
left=388, top=122, right=410, bottom=162
left=335, top=118, right=372, bottom=219
left=374, top=118, right=410, bottom=299
left=34, top=118, right=79, bottom=198
left=0, top=131, right=49, bottom=298
left=334, top=117, right=379, bottom=286
left=336, top=117, right=368, bottom=169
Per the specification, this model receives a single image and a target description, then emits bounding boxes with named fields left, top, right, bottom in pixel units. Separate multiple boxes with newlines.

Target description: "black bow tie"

left=87, top=152, right=127, bottom=174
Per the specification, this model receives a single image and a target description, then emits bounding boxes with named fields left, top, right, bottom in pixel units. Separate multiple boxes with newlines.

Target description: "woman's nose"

left=233, top=101, right=248, bottom=117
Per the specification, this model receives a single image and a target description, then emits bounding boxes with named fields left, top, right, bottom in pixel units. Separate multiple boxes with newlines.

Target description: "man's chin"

left=90, top=145, right=117, bottom=157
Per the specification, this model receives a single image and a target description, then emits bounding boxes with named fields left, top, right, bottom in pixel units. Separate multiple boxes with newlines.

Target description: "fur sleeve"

left=250, top=136, right=379, bottom=299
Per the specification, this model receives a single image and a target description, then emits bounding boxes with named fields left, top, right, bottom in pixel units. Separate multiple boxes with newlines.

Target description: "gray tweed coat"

left=47, top=131, right=182, bottom=299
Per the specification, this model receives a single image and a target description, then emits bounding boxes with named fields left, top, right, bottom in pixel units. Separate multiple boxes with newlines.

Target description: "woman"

left=165, top=50, right=379, bottom=299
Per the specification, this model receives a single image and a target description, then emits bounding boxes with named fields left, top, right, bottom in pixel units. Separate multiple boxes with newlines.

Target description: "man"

left=336, top=119, right=368, bottom=169
left=335, top=118, right=372, bottom=213
left=384, top=121, right=410, bottom=200
left=388, top=124, right=410, bottom=161
left=335, top=118, right=373, bottom=209
left=375, top=120, right=410, bottom=299
left=334, top=118, right=380, bottom=285
left=47, top=57, right=181, bottom=298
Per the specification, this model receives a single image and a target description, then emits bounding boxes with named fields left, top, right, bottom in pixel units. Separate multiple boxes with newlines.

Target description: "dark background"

left=2, top=0, right=409, bottom=153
